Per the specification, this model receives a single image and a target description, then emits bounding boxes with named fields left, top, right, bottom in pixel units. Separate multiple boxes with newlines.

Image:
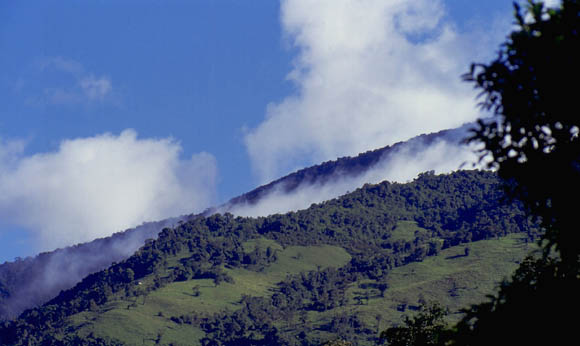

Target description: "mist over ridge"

left=0, top=0, right=505, bottom=285
left=223, top=123, right=480, bottom=217
left=243, top=0, right=499, bottom=183
left=0, top=124, right=480, bottom=320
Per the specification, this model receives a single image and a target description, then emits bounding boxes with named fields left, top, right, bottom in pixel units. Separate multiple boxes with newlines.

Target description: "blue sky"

left=1, top=1, right=292, bottom=199
left=0, top=0, right=552, bottom=263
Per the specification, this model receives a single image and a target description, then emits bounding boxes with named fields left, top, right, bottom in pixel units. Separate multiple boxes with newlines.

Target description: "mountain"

left=218, top=124, right=471, bottom=212
left=0, top=170, right=540, bottom=345
left=0, top=125, right=471, bottom=321
left=0, top=219, right=174, bottom=320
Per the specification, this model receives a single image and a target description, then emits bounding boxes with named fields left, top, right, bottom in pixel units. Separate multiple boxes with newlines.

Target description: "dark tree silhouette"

left=464, top=0, right=580, bottom=266
left=445, top=1, right=580, bottom=345
left=451, top=256, right=580, bottom=346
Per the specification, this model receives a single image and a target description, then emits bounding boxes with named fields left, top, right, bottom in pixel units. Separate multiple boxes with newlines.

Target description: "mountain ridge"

left=0, top=170, right=539, bottom=345
left=0, top=124, right=472, bottom=321
left=217, top=124, right=471, bottom=212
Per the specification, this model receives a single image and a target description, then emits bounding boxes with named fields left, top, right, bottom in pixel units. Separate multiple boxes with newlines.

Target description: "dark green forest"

left=0, top=170, right=539, bottom=345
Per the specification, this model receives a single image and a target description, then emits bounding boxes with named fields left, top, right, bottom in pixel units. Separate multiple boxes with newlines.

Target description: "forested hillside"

left=0, top=170, right=539, bottom=345
left=0, top=125, right=469, bottom=321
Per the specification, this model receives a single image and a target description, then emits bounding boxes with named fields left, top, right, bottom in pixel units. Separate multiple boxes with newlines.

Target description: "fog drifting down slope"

left=226, top=125, right=483, bottom=218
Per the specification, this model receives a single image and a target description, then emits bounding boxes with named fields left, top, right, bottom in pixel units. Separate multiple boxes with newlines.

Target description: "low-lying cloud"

left=230, top=126, right=483, bottom=218
left=244, top=0, right=507, bottom=183
left=0, top=130, right=217, bottom=252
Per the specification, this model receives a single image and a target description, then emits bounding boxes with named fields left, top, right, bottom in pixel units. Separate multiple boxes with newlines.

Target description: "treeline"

left=0, top=170, right=539, bottom=345
left=225, top=126, right=466, bottom=208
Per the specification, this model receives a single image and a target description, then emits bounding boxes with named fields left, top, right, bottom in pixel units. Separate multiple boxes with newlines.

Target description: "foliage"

left=464, top=0, right=580, bottom=264
left=425, top=2, right=580, bottom=345
left=380, top=303, right=449, bottom=346
left=449, top=256, right=580, bottom=345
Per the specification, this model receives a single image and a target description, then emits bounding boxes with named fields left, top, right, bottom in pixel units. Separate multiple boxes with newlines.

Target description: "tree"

left=451, top=256, right=580, bottom=345
left=464, top=0, right=580, bottom=266
left=124, top=268, right=135, bottom=283
left=89, top=299, right=98, bottom=312
left=447, top=1, right=580, bottom=344
left=380, top=303, right=449, bottom=346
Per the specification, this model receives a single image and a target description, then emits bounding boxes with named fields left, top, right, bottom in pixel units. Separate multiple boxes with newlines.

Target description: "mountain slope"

left=0, top=170, right=540, bottom=345
left=218, top=124, right=470, bottom=212
left=0, top=125, right=471, bottom=321
left=0, top=218, right=175, bottom=320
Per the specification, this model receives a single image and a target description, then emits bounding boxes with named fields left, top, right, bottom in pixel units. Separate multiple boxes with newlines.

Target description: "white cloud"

left=27, top=57, right=114, bottom=106
left=244, top=0, right=503, bottom=183
left=230, top=132, right=482, bottom=218
left=0, top=130, right=217, bottom=252
left=79, top=75, right=113, bottom=101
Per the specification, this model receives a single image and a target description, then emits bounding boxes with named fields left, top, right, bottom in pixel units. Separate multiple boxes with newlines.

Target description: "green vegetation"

left=380, top=303, right=449, bottom=346
left=0, top=126, right=463, bottom=323
left=0, top=170, right=539, bottom=345
left=68, top=244, right=352, bottom=345
left=382, top=1, right=580, bottom=344
left=1, top=1, right=574, bottom=344
left=389, top=221, right=430, bottom=243
left=3, top=1, right=577, bottom=344
left=303, top=234, right=536, bottom=340
left=264, top=245, right=351, bottom=276
left=66, top=236, right=529, bottom=345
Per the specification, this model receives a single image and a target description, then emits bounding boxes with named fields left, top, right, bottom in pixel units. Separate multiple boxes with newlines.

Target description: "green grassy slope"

left=69, top=244, right=352, bottom=345
left=341, top=233, right=538, bottom=330
left=68, top=232, right=537, bottom=345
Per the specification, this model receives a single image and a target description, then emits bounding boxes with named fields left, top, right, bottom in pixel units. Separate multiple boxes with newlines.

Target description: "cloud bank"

left=244, top=0, right=503, bottom=183
left=0, top=130, right=217, bottom=252
left=231, top=127, right=482, bottom=218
